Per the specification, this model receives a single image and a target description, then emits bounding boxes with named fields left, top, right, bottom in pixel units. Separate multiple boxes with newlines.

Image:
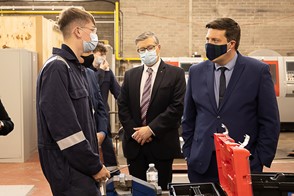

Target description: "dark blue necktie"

left=219, top=67, right=227, bottom=106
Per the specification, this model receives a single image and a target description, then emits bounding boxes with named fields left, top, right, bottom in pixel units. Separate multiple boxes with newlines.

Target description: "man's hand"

left=100, top=59, right=110, bottom=71
left=132, top=126, right=153, bottom=145
left=92, top=165, right=110, bottom=182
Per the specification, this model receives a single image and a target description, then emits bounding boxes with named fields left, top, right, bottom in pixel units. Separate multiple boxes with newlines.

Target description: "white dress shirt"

left=140, top=59, right=161, bottom=104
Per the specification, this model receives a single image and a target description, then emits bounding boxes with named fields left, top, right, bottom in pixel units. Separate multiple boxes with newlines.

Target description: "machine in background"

left=162, top=57, right=203, bottom=83
left=250, top=56, right=294, bottom=129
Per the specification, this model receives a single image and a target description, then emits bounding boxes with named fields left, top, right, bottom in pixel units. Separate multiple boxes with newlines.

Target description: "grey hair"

left=135, top=31, right=159, bottom=45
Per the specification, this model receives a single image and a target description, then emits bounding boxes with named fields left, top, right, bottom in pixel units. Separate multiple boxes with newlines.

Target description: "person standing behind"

left=92, top=43, right=121, bottom=119
left=80, top=52, right=109, bottom=149
left=0, top=99, right=14, bottom=136
left=36, top=7, right=110, bottom=196
left=182, top=18, right=280, bottom=183
left=117, top=31, right=186, bottom=190
left=81, top=48, right=119, bottom=169
left=83, top=66, right=108, bottom=147
left=92, top=43, right=121, bottom=168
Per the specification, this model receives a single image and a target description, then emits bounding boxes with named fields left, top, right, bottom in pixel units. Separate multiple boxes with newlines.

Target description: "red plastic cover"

left=214, top=133, right=253, bottom=196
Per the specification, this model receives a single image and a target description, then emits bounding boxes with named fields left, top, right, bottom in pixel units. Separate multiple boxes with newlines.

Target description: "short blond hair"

left=58, top=7, right=95, bottom=38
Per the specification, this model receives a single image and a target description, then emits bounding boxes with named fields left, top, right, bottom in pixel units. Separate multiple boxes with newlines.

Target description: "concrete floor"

left=0, top=131, right=293, bottom=195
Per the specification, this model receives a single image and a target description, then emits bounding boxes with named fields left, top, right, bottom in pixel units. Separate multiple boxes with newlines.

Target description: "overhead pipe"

left=0, top=3, right=138, bottom=61
left=0, top=10, right=114, bottom=15
left=0, top=5, right=114, bottom=15
left=0, top=5, right=83, bottom=10
left=114, top=1, right=140, bottom=61
left=0, top=10, right=67, bottom=14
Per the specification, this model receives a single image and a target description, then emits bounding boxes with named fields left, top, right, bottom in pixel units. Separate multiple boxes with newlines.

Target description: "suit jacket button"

left=217, top=116, right=220, bottom=119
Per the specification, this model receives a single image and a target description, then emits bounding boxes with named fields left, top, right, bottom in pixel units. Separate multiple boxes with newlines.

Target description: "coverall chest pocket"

left=69, top=88, right=89, bottom=99
left=69, top=88, right=90, bottom=109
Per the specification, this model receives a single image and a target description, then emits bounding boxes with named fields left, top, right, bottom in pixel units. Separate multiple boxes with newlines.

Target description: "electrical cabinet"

left=0, top=49, right=37, bottom=162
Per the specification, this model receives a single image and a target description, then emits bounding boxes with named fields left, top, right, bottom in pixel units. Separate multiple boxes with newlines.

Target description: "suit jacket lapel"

left=134, top=66, right=144, bottom=113
left=206, top=61, right=218, bottom=113
left=219, top=54, right=245, bottom=110
left=150, top=61, right=166, bottom=105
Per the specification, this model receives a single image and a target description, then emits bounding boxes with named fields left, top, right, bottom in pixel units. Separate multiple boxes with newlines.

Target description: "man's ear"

left=230, top=41, right=236, bottom=50
left=73, top=27, right=82, bottom=38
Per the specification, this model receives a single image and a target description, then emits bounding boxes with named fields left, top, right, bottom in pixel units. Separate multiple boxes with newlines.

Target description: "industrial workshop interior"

left=0, top=0, right=293, bottom=195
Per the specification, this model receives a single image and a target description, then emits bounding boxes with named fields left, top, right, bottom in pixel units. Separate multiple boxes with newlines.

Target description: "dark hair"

left=57, top=7, right=95, bottom=38
left=206, top=18, right=241, bottom=50
left=93, top=43, right=108, bottom=54
left=135, top=31, right=159, bottom=45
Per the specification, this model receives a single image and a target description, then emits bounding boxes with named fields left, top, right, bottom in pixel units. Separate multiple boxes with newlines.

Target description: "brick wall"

left=120, top=0, right=190, bottom=58
left=120, top=0, right=294, bottom=58
left=2, top=0, right=293, bottom=58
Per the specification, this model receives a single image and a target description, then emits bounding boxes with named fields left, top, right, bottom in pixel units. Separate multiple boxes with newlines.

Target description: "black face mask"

left=205, top=43, right=228, bottom=61
left=81, top=54, right=94, bottom=68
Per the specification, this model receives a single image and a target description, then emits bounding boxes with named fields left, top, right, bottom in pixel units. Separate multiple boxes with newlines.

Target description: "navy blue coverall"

left=37, top=44, right=103, bottom=196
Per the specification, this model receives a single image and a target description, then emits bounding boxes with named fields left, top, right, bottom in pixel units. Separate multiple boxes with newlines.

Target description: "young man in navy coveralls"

left=36, top=8, right=110, bottom=196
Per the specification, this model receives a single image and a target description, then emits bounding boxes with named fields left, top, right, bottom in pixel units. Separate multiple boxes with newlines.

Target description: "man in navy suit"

left=118, top=31, right=186, bottom=190
left=182, top=18, right=280, bottom=183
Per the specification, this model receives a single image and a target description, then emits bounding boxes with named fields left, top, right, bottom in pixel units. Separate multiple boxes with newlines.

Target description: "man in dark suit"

left=182, top=18, right=280, bottom=183
left=118, top=31, right=186, bottom=190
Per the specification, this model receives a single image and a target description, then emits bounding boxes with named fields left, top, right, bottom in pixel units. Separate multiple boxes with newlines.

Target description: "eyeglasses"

left=79, top=26, right=97, bottom=34
left=137, top=45, right=157, bottom=54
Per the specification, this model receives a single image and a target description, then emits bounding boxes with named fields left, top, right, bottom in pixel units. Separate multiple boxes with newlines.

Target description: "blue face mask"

left=205, top=43, right=229, bottom=61
left=139, top=50, right=158, bottom=66
left=83, top=33, right=98, bottom=53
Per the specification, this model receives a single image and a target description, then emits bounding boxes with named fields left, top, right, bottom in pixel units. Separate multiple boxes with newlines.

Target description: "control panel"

left=286, top=61, right=294, bottom=82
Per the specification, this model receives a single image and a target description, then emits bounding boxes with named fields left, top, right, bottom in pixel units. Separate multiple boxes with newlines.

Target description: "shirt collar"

left=61, top=44, right=80, bottom=62
left=214, top=52, right=238, bottom=71
left=143, top=58, right=161, bottom=74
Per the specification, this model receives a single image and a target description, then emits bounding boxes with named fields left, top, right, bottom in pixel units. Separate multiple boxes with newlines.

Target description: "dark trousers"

left=101, top=135, right=118, bottom=167
left=126, top=145, right=173, bottom=190
left=188, top=152, right=219, bottom=183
